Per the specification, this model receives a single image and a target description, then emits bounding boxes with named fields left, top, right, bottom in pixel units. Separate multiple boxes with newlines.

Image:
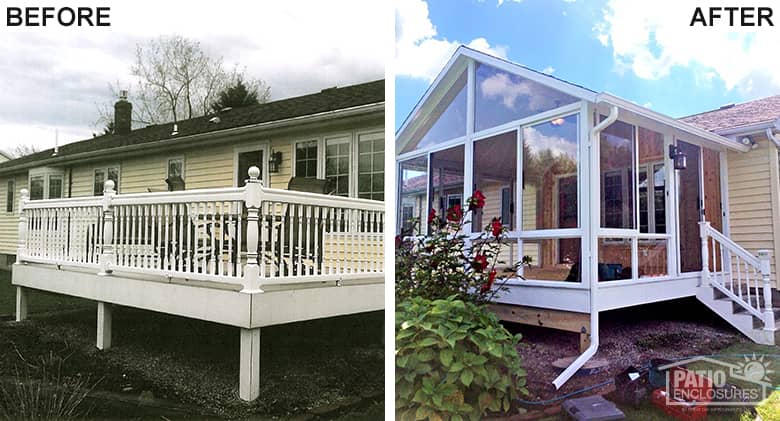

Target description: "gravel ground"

left=504, top=297, right=746, bottom=403
left=0, top=307, right=384, bottom=419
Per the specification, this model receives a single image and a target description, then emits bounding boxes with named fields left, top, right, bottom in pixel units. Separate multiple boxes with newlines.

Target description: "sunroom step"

left=696, top=287, right=775, bottom=345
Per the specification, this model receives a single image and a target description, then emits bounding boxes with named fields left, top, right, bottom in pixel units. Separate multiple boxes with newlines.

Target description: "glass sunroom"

left=396, top=46, right=760, bottom=386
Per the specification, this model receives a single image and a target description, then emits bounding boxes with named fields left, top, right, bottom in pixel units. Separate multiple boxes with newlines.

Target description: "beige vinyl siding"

left=727, top=136, right=778, bottom=287
left=121, top=156, right=167, bottom=193
left=70, top=165, right=96, bottom=197
left=0, top=173, right=28, bottom=255
left=185, top=144, right=234, bottom=189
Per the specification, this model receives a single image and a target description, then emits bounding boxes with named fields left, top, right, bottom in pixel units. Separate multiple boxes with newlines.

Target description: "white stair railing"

left=17, top=167, right=384, bottom=292
left=700, top=221, right=775, bottom=330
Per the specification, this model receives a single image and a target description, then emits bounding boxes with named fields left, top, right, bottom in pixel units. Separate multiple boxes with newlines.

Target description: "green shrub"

left=396, top=296, right=527, bottom=421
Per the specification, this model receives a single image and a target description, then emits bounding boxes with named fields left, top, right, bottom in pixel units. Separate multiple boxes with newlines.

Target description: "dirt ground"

left=503, top=297, right=749, bottom=403
left=0, top=306, right=384, bottom=419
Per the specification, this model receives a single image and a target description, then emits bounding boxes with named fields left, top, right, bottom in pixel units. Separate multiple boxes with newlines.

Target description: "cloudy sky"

left=0, top=1, right=387, bottom=155
left=396, top=0, right=780, bottom=129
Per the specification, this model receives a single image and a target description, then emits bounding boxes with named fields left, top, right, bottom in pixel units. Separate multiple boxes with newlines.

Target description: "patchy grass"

left=0, top=270, right=90, bottom=317
left=0, top=305, right=383, bottom=419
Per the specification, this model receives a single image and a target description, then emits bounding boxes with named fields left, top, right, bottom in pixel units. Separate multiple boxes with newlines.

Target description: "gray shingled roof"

left=680, top=95, right=780, bottom=132
left=0, top=79, right=384, bottom=170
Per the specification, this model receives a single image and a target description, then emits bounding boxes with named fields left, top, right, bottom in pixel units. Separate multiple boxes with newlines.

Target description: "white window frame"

left=93, top=164, right=121, bottom=195
left=29, top=167, right=66, bottom=200
left=323, top=132, right=354, bottom=197
left=233, top=142, right=270, bottom=187
left=6, top=179, right=14, bottom=212
left=167, top=156, right=185, bottom=180
left=356, top=130, right=385, bottom=200
left=292, top=138, right=320, bottom=179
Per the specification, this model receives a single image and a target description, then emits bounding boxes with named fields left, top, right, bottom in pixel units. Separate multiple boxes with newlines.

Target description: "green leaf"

left=460, top=370, right=474, bottom=387
left=449, top=361, right=464, bottom=372
left=440, top=349, right=454, bottom=367
left=418, top=337, right=438, bottom=348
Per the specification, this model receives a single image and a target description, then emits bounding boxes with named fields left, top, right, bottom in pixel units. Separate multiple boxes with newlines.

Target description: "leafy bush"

left=396, top=191, right=530, bottom=305
left=396, top=296, right=527, bottom=421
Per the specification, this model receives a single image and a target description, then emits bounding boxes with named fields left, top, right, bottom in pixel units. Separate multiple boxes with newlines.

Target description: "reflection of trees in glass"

left=522, top=142, right=577, bottom=188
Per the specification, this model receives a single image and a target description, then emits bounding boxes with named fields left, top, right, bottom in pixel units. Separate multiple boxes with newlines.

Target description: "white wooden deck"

left=11, top=167, right=385, bottom=401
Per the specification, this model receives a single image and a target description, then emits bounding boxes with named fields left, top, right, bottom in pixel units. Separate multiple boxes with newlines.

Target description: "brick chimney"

left=114, top=90, right=132, bottom=135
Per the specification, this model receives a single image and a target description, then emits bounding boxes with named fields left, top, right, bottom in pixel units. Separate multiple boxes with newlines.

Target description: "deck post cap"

left=248, top=166, right=261, bottom=181
left=20, top=188, right=29, bottom=197
left=104, top=179, right=115, bottom=192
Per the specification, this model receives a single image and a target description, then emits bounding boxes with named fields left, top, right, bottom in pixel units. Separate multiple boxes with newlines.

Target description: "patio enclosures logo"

left=657, top=355, right=774, bottom=407
left=4, top=6, right=110, bottom=27
left=690, top=6, right=773, bottom=26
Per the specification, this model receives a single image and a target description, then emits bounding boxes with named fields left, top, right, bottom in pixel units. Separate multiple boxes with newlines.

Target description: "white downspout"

left=552, top=104, right=618, bottom=389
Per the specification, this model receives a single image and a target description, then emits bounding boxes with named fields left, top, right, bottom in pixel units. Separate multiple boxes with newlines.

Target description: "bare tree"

left=10, top=144, right=40, bottom=158
left=95, top=35, right=271, bottom=130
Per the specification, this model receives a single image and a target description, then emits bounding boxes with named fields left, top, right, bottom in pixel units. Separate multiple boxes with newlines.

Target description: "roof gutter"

left=0, top=102, right=384, bottom=175
left=596, top=93, right=750, bottom=153
left=552, top=104, right=618, bottom=390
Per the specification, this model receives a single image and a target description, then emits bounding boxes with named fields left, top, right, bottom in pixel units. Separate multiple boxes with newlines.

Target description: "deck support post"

left=242, top=166, right=264, bottom=292
left=239, top=327, right=261, bottom=401
left=98, top=180, right=116, bottom=276
left=699, top=221, right=711, bottom=287
left=15, top=286, right=28, bottom=322
left=96, top=301, right=112, bottom=350
left=16, top=188, right=29, bottom=263
left=758, top=250, right=775, bottom=331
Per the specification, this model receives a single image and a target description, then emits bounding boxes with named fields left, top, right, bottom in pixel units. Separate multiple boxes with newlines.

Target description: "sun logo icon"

left=734, top=354, right=774, bottom=383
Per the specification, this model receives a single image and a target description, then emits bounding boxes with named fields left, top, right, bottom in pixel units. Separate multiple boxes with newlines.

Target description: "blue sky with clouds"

left=395, top=0, right=780, bottom=131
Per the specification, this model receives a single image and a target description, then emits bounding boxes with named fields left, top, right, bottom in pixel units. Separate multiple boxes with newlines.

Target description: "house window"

left=325, top=137, right=351, bottom=197
left=295, top=140, right=318, bottom=179
left=30, top=176, right=44, bottom=200
left=6, top=179, right=14, bottom=212
left=358, top=132, right=384, bottom=200
left=500, top=187, right=512, bottom=227
left=48, top=175, right=63, bottom=199
left=94, top=166, right=119, bottom=196
left=168, top=158, right=183, bottom=179
left=237, top=149, right=264, bottom=187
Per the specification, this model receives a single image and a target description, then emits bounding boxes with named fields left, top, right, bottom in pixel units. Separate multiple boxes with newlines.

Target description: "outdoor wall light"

left=269, top=150, right=283, bottom=173
left=669, top=145, right=687, bottom=170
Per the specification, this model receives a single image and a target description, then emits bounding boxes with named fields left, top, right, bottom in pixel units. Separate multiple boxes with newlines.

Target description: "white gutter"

left=596, top=93, right=749, bottom=153
left=552, top=104, right=618, bottom=389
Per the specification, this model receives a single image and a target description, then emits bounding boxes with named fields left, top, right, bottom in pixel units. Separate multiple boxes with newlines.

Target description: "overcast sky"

left=0, top=1, right=387, bottom=155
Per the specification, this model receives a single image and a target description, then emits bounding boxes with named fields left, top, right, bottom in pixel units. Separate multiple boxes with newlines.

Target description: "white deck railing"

left=16, top=167, right=384, bottom=292
left=700, top=221, right=775, bottom=330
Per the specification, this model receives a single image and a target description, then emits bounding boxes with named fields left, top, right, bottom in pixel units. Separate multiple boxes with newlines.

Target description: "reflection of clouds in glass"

left=479, top=70, right=570, bottom=113
left=524, top=125, right=578, bottom=159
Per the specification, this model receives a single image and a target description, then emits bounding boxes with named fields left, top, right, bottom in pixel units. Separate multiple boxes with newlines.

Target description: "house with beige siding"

left=5, top=80, right=385, bottom=401
left=396, top=46, right=779, bottom=389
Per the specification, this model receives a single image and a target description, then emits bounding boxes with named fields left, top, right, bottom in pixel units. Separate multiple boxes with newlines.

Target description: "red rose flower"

left=446, top=204, right=463, bottom=222
left=480, top=269, right=497, bottom=293
left=473, top=254, right=488, bottom=272
left=427, top=208, right=436, bottom=224
left=491, top=218, right=503, bottom=238
left=468, top=190, right=486, bottom=210
left=395, top=235, right=402, bottom=248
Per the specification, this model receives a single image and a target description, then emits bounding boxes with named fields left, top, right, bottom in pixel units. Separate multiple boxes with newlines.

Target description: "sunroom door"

left=677, top=140, right=703, bottom=273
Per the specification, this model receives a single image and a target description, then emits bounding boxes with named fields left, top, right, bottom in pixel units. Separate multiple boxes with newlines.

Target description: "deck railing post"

left=16, top=188, right=29, bottom=263
left=242, top=166, right=263, bottom=292
left=98, top=180, right=116, bottom=276
left=699, top=221, right=711, bottom=287
left=757, top=250, right=775, bottom=330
